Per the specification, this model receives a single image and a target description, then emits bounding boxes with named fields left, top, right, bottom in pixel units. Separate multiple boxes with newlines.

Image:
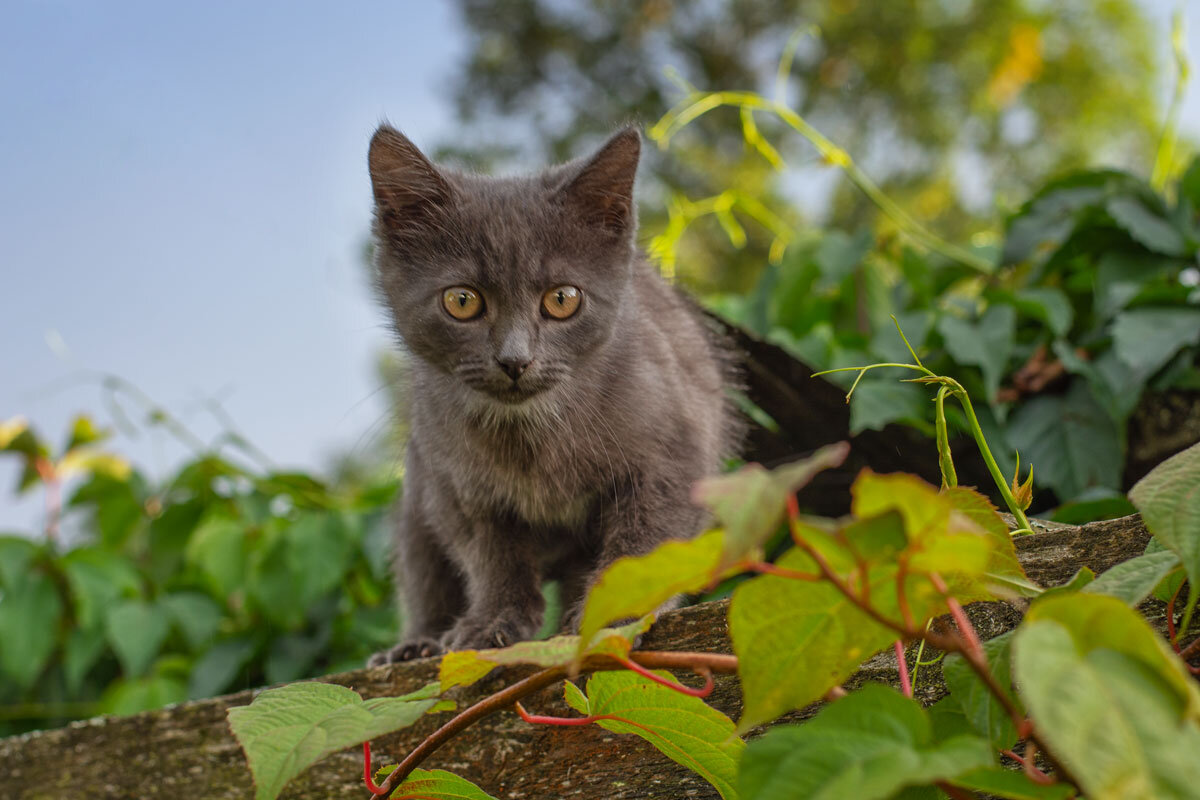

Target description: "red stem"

left=747, top=561, right=822, bottom=581
left=363, top=741, right=388, bottom=795
left=514, top=701, right=622, bottom=726
left=614, top=656, right=714, bottom=697
left=1001, top=746, right=1054, bottom=785
left=894, top=641, right=912, bottom=698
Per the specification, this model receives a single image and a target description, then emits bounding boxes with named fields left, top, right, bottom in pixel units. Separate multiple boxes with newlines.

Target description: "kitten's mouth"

left=489, top=383, right=547, bottom=404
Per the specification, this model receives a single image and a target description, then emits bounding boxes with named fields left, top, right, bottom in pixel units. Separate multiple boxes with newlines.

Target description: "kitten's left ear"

left=559, top=126, right=641, bottom=234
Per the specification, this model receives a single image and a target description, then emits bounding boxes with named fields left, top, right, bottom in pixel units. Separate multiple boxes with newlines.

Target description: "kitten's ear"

left=559, top=126, right=640, bottom=234
left=368, top=125, right=453, bottom=238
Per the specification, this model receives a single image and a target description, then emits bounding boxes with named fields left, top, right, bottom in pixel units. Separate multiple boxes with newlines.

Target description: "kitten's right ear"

left=368, top=125, right=453, bottom=238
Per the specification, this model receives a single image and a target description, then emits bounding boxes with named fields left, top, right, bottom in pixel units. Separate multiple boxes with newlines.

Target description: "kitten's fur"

left=366, top=124, right=738, bottom=664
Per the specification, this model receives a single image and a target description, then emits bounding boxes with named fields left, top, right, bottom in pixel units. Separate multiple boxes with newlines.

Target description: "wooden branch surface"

left=0, top=513, right=1154, bottom=799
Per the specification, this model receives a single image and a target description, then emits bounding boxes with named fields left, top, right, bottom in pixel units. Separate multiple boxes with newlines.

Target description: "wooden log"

left=0, top=513, right=1156, bottom=799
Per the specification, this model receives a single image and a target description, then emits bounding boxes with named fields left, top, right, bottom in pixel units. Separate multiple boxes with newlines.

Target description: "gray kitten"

left=365, top=124, right=738, bottom=664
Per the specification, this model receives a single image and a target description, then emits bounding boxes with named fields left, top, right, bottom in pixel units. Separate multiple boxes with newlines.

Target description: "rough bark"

left=0, top=513, right=1156, bottom=800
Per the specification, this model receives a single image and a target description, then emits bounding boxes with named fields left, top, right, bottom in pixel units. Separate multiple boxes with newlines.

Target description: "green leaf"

left=815, top=229, right=873, bottom=289
left=939, top=305, right=1016, bottom=403
left=731, top=545, right=899, bottom=731
left=185, top=515, right=248, bottom=599
left=1094, top=251, right=1176, bottom=320
left=162, top=591, right=224, bottom=652
left=580, top=669, right=743, bottom=800
left=1129, top=442, right=1200, bottom=592
left=105, top=600, right=170, bottom=677
left=738, top=684, right=993, bottom=800
left=1007, top=378, right=1123, bottom=501
left=0, top=570, right=63, bottom=689
left=942, top=487, right=1033, bottom=596
left=60, top=548, right=142, bottom=629
left=575, top=530, right=724, bottom=652
left=1084, top=550, right=1182, bottom=606
left=949, top=766, right=1076, bottom=799
left=62, top=414, right=110, bottom=453
left=63, top=627, right=108, bottom=694
left=0, top=534, right=40, bottom=589
left=227, top=681, right=443, bottom=800
left=190, top=636, right=258, bottom=699
left=1112, top=309, right=1200, bottom=377
left=942, top=631, right=1018, bottom=749
left=1105, top=195, right=1189, bottom=256
left=101, top=675, right=187, bottom=716
left=1014, top=595, right=1200, bottom=800
left=68, top=472, right=145, bottom=547
left=1146, top=536, right=1188, bottom=603
left=385, top=768, right=497, bottom=799
left=692, top=442, right=850, bottom=571
left=445, top=617, right=651, bottom=689
left=1010, top=288, right=1074, bottom=337
left=849, top=379, right=929, bottom=434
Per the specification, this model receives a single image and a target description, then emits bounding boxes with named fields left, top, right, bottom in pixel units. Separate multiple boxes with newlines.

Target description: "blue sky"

left=0, top=1, right=1196, bottom=531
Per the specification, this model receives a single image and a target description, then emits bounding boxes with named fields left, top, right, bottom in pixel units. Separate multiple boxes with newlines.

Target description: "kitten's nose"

left=497, top=358, right=530, bottom=381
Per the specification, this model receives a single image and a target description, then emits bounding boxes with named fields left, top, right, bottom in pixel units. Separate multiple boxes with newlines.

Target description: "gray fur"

left=365, top=124, right=739, bottom=664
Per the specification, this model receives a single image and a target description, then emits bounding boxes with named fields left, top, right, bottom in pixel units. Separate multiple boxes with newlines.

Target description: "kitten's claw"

left=367, top=637, right=444, bottom=667
left=441, top=615, right=537, bottom=651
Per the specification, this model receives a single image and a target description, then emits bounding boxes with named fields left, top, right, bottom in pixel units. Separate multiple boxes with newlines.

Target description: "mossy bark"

left=0, top=513, right=1155, bottom=800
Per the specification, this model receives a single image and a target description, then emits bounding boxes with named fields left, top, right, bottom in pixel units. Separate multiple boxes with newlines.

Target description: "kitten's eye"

left=542, top=285, right=581, bottom=319
left=442, top=287, right=484, bottom=320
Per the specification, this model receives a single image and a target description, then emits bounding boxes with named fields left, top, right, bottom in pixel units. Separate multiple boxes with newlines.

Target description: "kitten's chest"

left=451, top=429, right=596, bottom=528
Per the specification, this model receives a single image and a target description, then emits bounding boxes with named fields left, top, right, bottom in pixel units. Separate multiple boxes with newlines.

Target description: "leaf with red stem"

left=563, top=669, right=744, bottom=800
left=373, top=765, right=498, bottom=799
left=227, top=680, right=448, bottom=800
left=440, top=616, right=653, bottom=691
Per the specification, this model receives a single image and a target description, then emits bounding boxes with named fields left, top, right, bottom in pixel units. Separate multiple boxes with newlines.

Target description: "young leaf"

left=1013, top=593, right=1200, bottom=800
left=575, top=529, right=727, bottom=653
left=1129, top=441, right=1200, bottom=592
left=579, top=669, right=744, bottom=800
left=227, top=681, right=444, bottom=800
left=737, top=684, right=993, bottom=800
left=443, top=617, right=652, bottom=690
left=381, top=767, right=497, bottom=799
left=1084, top=549, right=1182, bottom=606
left=692, top=442, right=849, bottom=571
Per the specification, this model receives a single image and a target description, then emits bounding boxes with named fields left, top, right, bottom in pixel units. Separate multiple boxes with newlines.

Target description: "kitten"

left=365, top=124, right=739, bottom=664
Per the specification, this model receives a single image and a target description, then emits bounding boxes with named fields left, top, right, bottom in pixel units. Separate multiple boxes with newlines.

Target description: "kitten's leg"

left=561, top=475, right=700, bottom=633
left=368, top=506, right=465, bottom=666
left=440, top=519, right=545, bottom=650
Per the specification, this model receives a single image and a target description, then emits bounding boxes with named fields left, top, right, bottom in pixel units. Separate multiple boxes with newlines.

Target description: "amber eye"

left=542, top=285, right=582, bottom=319
left=442, top=287, right=484, bottom=320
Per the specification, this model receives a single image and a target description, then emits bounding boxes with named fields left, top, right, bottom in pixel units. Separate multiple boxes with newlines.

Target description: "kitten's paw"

left=441, top=615, right=538, bottom=651
left=367, top=637, right=443, bottom=667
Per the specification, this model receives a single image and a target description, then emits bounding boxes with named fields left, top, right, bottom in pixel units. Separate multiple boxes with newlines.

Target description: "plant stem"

left=370, top=651, right=739, bottom=798
left=894, top=641, right=912, bottom=698
left=952, top=386, right=1032, bottom=531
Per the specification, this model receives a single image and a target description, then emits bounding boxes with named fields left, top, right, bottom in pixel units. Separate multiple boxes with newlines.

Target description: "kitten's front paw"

left=441, top=615, right=539, bottom=651
left=367, top=637, right=444, bottom=667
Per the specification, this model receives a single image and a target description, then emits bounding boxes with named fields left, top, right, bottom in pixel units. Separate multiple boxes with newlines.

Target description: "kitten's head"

left=368, top=124, right=640, bottom=409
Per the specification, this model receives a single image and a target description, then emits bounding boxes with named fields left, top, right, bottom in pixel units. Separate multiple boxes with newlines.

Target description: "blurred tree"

left=442, top=0, right=1161, bottom=290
